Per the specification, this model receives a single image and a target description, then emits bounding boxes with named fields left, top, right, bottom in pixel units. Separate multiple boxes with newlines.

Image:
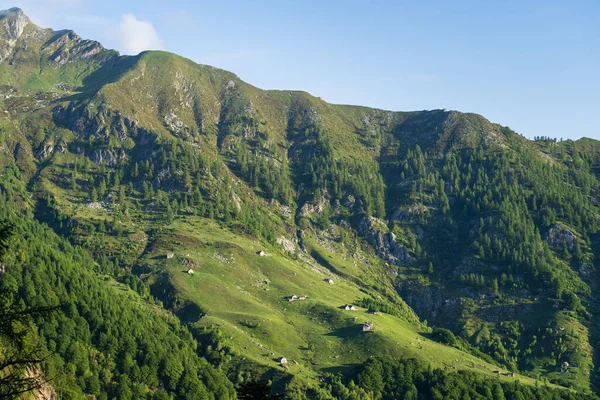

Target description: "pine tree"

left=165, top=203, right=174, bottom=224
left=427, top=262, right=434, bottom=275
left=90, top=188, right=98, bottom=203
left=70, top=171, right=78, bottom=190
left=118, top=186, right=126, bottom=204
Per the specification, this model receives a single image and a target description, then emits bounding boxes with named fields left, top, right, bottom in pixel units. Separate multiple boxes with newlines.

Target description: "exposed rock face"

left=26, top=367, right=57, bottom=400
left=40, top=140, right=55, bottom=159
left=473, top=302, right=535, bottom=324
left=42, top=30, right=107, bottom=65
left=277, top=236, right=297, bottom=253
left=356, top=213, right=415, bottom=266
left=299, top=201, right=325, bottom=216
left=1, top=8, right=28, bottom=39
left=544, top=224, right=577, bottom=250
left=0, top=8, right=30, bottom=62
left=54, top=102, right=157, bottom=166
left=344, top=195, right=415, bottom=266
left=0, top=8, right=111, bottom=67
left=90, top=148, right=127, bottom=166
left=452, top=257, right=490, bottom=277
left=396, top=281, right=447, bottom=321
left=164, top=109, right=187, bottom=134
left=298, top=190, right=329, bottom=217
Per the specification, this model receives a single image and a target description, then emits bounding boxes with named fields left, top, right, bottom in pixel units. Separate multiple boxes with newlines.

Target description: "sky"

left=2, top=0, right=599, bottom=140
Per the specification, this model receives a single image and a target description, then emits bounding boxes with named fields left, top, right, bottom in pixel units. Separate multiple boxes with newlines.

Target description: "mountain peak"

left=0, top=7, right=24, bottom=16
left=0, top=6, right=30, bottom=41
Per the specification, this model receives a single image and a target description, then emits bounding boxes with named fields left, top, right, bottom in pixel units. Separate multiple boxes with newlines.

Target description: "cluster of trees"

left=293, top=124, right=386, bottom=218
left=471, top=318, right=586, bottom=378
left=235, top=142, right=294, bottom=205
left=279, top=357, right=595, bottom=399
left=386, top=138, right=600, bottom=383
left=0, top=220, right=55, bottom=398
left=355, top=297, right=406, bottom=317
left=77, top=139, right=281, bottom=244
left=533, top=136, right=560, bottom=143
left=0, top=188, right=236, bottom=399
left=393, top=142, right=593, bottom=299
left=344, top=357, right=596, bottom=400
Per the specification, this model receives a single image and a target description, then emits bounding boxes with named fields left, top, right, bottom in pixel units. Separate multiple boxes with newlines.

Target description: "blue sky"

left=4, top=0, right=599, bottom=140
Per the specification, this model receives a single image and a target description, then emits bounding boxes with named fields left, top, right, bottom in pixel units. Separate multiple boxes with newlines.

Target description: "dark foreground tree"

left=0, top=221, right=56, bottom=399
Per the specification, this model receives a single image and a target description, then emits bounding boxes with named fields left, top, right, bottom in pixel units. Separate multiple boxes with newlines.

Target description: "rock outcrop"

left=544, top=223, right=577, bottom=250
left=356, top=213, right=415, bottom=266
left=396, top=281, right=448, bottom=321
left=42, top=30, right=108, bottom=65
left=0, top=8, right=31, bottom=62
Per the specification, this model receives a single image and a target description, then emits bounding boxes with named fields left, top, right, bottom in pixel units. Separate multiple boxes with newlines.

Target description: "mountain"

left=0, top=7, right=599, bottom=399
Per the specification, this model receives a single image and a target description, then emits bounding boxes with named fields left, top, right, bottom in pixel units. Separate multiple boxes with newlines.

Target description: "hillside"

left=0, top=7, right=599, bottom=399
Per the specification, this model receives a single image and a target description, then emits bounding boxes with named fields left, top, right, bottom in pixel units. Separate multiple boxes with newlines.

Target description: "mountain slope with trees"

left=0, top=7, right=599, bottom=398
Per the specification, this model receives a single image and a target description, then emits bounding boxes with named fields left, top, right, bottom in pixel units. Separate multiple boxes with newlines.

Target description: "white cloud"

left=117, top=13, right=164, bottom=55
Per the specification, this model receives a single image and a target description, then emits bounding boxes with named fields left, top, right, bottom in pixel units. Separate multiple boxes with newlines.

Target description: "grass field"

left=133, top=216, right=561, bottom=389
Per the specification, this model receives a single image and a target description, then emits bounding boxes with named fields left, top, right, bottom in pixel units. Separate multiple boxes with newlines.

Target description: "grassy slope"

left=136, top=216, right=557, bottom=389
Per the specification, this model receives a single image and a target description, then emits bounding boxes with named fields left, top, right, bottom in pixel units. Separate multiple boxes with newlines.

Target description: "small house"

left=363, top=322, right=374, bottom=332
left=367, top=308, right=379, bottom=315
left=187, top=269, right=194, bottom=275
left=279, top=357, right=288, bottom=364
left=506, top=372, right=515, bottom=377
left=325, top=278, right=334, bottom=285
left=257, top=250, right=268, bottom=257
left=344, top=304, right=356, bottom=311
left=166, top=252, right=174, bottom=259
